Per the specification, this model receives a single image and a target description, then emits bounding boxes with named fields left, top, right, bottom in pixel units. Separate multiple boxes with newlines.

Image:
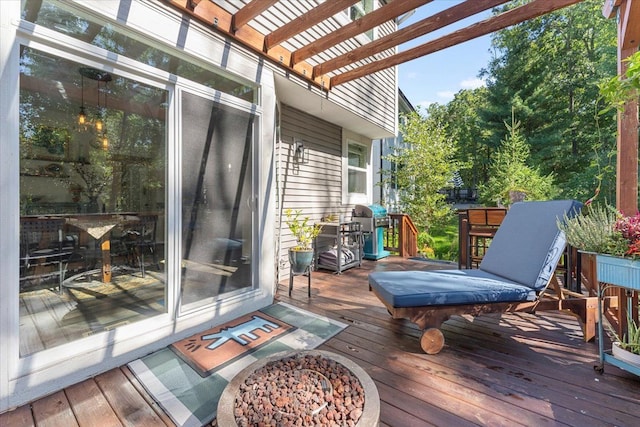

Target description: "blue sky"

left=397, top=2, right=495, bottom=110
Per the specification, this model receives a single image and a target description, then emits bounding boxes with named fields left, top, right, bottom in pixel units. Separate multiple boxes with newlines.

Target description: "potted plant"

left=558, top=202, right=640, bottom=367
left=558, top=202, right=640, bottom=287
left=285, top=209, right=322, bottom=274
left=557, top=203, right=631, bottom=257
left=610, top=310, right=640, bottom=367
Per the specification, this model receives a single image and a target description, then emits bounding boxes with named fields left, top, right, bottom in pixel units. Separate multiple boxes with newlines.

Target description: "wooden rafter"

left=313, top=0, right=508, bottom=78
left=292, top=0, right=432, bottom=66
left=330, top=0, right=585, bottom=87
left=602, top=0, right=623, bottom=18
left=618, top=0, right=640, bottom=49
left=263, top=0, right=360, bottom=51
left=232, top=0, right=279, bottom=32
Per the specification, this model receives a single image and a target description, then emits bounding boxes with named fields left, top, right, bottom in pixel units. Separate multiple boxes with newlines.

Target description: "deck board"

left=95, top=369, right=170, bottom=427
left=3, top=257, right=640, bottom=426
left=0, top=405, right=35, bottom=427
left=31, top=390, right=79, bottom=427
left=65, top=379, right=123, bottom=427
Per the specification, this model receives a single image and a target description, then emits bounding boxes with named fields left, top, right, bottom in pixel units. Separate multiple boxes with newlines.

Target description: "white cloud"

left=459, top=77, right=486, bottom=90
left=437, top=90, right=455, bottom=101
left=416, top=100, right=434, bottom=109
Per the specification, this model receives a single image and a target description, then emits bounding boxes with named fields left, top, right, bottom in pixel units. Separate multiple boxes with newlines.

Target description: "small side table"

left=289, top=265, right=311, bottom=297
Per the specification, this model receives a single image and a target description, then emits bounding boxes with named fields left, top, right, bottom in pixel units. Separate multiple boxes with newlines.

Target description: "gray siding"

left=220, top=0, right=398, bottom=135
left=276, top=104, right=355, bottom=280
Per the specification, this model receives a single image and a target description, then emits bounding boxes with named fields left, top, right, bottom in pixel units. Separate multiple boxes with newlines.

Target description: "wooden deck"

left=2, top=257, right=639, bottom=426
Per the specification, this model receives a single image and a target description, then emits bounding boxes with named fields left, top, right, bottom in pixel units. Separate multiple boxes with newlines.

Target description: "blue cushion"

left=479, top=200, right=581, bottom=291
left=369, top=269, right=537, bottom=307
left=368, top=200, right=582, bottom=308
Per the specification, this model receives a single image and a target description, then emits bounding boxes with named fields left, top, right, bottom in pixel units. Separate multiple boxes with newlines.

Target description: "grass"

left=420, top=215, right=459, bottom=261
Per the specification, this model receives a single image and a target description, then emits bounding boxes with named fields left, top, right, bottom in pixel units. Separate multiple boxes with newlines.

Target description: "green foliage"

left=599, top=50, right=640, bottom=111
left=478, top=117, right=557, bottom=206
left=284, top=209, right=322, bottom=251
left=381, top=110, right=457, bottom=232
left=611, top=311, right=640, bottom=355
left=424, top=217, right=459, bottom=261
left=477, top=0, right=617, bottom=201
left=556, top=202, right=628, bottom=256
left=441, top=88, right=492, bottom=189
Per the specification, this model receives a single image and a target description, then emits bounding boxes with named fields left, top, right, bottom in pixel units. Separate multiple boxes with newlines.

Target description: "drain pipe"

left=274, top=102, right=283, bottom=296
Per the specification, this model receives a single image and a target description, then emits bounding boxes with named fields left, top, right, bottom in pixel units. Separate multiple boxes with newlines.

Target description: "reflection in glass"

left=19, top=46, right=168, bottom=356
left=181, top=92, right=254, bottom=308
left=22, top=0, right=257, bottom=103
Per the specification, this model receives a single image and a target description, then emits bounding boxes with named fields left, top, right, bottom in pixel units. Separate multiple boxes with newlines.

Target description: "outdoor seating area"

left=3, top=0, right=639, bottom=420
left=369, top=200, right=597, bottom=354
left=3, top=256, right=639, bottom=426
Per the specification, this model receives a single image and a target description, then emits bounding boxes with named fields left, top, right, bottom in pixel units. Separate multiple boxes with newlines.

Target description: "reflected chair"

left=20, top=217, right=74, bottom=292
left=121, top=214, right=159, bottom=277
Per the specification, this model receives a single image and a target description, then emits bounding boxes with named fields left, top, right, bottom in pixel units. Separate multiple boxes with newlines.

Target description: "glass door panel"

left=19, top=46, right=168, bottom=356
left=180, top=92, right=254, bottom=308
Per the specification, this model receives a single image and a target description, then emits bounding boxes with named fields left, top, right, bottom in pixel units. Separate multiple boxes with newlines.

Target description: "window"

left=343, top=135, right=372, bottom=205
left=22, top=0, right=257, bottom=103
left=349, top=0, right=375, bottom=39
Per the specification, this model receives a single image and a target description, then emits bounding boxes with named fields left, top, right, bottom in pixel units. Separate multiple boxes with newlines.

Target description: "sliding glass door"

left=180, top=91, right=255, bottom=309
left=19, top=46, right=168, bottom=356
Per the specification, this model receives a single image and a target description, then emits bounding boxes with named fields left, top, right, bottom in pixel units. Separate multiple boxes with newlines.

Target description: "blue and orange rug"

left=128, top=302, right=347, bottom=426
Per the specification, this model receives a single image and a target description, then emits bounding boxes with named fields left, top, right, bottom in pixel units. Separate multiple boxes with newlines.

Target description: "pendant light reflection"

left=77, top=67, right=112, bottom=149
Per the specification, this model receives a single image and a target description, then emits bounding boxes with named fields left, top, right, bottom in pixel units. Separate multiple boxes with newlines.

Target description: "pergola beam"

left=263, top=0, right=360, bottom=51
left=232, top=0, right=279, bottom=32
left=618, top=0, right=640, bottom=50
left=610, top=0, right=639, bottom=215
left=292, top=0, right=433, bottom=66
left=313, top=0, right=508, bottom=78
left=602, top=0, right=623, bottom=18
left=330, top=0, right=584, bottom=87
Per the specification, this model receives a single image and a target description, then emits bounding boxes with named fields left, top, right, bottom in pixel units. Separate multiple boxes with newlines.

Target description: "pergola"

left=167, top=0, right=639, bottom=212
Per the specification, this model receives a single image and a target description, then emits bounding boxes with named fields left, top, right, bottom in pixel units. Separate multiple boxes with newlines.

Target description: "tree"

left=480, top=0, right=618, bottom=202
left=382, top=109, right=458, bottom=231
left=479, top=114, right=557, bottom=206
left=439, top=88, right=492, bottom=191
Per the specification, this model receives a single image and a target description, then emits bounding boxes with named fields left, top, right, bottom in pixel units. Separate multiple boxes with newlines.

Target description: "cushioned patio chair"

left=369, top=200, right=597, bottom=354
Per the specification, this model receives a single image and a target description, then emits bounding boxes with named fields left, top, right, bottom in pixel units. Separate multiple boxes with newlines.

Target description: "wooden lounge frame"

left=369, top=200, right=598, bottom=354
left=370, top=277, right=597, bottom=354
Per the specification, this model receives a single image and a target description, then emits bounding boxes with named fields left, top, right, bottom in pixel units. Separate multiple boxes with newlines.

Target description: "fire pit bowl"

left=216, top=349, right=380, bottom=426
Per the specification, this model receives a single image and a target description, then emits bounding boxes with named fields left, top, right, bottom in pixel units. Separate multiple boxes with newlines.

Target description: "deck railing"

left=385, top=213, right=418, bottom=257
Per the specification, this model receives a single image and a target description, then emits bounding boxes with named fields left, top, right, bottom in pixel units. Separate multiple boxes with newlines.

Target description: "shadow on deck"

left=2, top=257, right=639, bottom=426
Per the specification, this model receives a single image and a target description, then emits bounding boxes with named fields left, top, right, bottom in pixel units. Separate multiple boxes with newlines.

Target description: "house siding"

left=219, top=0, right=398, bottom=136
left=277, top=104, right=360, bottom=280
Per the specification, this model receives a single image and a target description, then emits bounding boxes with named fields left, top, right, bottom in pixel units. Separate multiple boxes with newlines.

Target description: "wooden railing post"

left=385, top=213, right=418, bottom=257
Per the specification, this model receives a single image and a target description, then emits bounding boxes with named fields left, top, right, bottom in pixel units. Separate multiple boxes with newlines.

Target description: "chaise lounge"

left=368, top=200, right=597, bottom=354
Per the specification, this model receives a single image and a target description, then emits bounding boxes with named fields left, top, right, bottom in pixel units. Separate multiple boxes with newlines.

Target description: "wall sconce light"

left=77, top=67, right=112, bottom=149
left=294, top=139, right=309, bottom=164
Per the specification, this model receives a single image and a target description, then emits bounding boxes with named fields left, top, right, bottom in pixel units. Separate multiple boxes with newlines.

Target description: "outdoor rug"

left=128, top=302, right=347, bottom=427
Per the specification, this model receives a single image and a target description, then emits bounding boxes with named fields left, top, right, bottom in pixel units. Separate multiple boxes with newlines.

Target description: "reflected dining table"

left=66, top=214, right=138, bottom=283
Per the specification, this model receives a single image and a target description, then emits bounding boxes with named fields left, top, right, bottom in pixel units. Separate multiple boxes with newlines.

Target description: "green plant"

left=284, top=209, right=322, bottom=251
left=557, top=203, right=630, bottom=257
left=478, top=116, right=557, bottom=207
left=598, top=50, right=640, bottom=112
left=610, top=311, right=640, bottom=356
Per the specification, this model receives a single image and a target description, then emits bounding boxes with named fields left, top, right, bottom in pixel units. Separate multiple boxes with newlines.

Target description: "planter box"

left=612, top=342, right=640, bottom=368
left=596, top=254, right=640, bottom=290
